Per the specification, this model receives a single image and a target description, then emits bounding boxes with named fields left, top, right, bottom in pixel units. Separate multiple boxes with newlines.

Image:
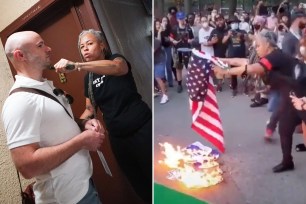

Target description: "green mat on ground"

left=154, top=183, right=209, bottom=204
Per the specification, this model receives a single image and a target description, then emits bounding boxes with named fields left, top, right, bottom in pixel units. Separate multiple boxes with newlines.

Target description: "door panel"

left=1, top=0, right=147, bottom=203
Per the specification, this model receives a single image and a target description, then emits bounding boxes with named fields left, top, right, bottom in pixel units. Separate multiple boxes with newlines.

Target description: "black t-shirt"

left=84, top=54, right=152, bottom=137
left=170, top=25, right=194, bottom=49
left=161, top=29, right=172, bottom=48
left=258, top=49, right=297, bottom=90
left=227, top=29, right=247, bottom=58
left=259, top=49, right=295, bottom=76
left=208, top=27, right=228, bottom=57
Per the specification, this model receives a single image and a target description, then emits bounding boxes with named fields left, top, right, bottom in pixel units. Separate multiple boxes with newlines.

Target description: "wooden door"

left=0, top=0, right=148, bottom=203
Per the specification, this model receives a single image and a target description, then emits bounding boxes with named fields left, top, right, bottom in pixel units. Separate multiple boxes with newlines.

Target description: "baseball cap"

left=291, top=10, right=306, bottom=23
left=176, top=11, right=186, bottom=20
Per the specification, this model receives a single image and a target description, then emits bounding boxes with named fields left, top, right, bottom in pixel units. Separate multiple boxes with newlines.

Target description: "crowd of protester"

left=154, top=0, right=306, bottom=173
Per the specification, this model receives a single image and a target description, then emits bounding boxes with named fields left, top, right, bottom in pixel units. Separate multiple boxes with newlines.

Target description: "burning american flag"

left=186, top=49, right=225, bottom=153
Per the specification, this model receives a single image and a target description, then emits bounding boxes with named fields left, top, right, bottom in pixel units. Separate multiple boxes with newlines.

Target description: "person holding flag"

left=213, top=30, right=306, bottom=173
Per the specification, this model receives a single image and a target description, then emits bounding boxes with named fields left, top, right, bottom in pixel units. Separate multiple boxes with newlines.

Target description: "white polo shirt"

left=1, top=75, right=92, bottom=204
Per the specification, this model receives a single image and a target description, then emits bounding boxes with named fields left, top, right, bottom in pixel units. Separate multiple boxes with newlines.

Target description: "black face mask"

left=254, top=24, right=261, bottom=30
left=299, top=22, right=306, bottom=30
left=278, top=24, right=284, bottom=31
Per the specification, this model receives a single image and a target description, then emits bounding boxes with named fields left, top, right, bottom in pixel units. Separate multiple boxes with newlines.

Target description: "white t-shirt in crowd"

left=239, top=22, right=251, bottom=33
left=1, top=75, right=92, bottom=204
left=198, top=26, right=214, bottom=56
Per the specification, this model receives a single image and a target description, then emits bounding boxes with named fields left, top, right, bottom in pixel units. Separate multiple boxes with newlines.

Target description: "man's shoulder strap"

left=9, top=87, right=72, bottom=119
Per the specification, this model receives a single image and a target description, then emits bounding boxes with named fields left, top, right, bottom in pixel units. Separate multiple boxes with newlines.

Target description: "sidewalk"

left=154, top=77, right=306, bottom=204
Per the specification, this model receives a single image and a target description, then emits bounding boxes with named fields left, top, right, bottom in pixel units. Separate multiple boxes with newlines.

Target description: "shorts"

left=154, top=62, right=166, bottom=79
left=172, top=50, right=191, bottom=70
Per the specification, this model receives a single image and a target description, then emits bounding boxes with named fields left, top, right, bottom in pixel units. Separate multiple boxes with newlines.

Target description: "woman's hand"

left=290, top=95, right=306, bottom=111
left=213, top=65, right=226, bottom=76
left=54, top=58, right=76, bottom=73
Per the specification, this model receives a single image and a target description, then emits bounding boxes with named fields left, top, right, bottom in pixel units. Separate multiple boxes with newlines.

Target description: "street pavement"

left=154, top=74, right=306, bottom=204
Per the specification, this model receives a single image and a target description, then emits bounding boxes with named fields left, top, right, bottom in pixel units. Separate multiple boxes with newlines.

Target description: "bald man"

left=1, top=31, right=104, bottom=204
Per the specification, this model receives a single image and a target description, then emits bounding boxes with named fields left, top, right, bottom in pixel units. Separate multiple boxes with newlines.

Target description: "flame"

left=159, top=142, right=223, bottom=188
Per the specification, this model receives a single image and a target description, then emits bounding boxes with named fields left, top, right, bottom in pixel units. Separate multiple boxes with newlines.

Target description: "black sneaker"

left=296, top=143, right=306, bottom=152
left=177, top=85, right=183, bottom=93
left=272, top=161, right=294, bottom=173
left=250, top=98, right=268, bottom=108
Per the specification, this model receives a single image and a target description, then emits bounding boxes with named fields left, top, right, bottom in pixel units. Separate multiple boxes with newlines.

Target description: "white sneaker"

left=160, top=94, right=169, bottom=104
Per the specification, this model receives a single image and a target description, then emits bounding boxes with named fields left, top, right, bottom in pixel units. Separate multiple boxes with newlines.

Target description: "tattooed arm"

left=80, top=98, right=95, bottom=119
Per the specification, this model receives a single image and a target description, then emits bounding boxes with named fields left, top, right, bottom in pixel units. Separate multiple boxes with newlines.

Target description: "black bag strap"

left=16, top=169, right=24, bottom=196
left=9, top=87, right=72, bottom=119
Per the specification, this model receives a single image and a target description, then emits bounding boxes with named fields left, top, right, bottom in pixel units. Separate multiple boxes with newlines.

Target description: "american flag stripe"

left=191, top=121, right=225, bottom=152
left=192, top=120, right=224, bottom=143
left=199, top=108, right=223, bottom=131
left=194, top=114, right=224, bottom=137
left=190, top=80, right=224, bottom=144
left=187, top=50, right=225, bottom=153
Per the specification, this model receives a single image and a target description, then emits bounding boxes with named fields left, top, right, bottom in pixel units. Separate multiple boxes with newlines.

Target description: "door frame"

left=0, top=0, right=102, bottom=76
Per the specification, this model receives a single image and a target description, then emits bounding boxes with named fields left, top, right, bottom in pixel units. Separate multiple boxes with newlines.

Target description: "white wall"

left=0, top=0, right=39, bottom=203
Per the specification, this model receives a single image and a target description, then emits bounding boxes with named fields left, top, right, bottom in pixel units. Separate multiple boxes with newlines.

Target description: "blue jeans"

left=267, top=90, right=281, bottom=131
left=267, top=90, right=280, bottom=112
left=77, top=179, right=101, bottom=204
left=164, top=46, right=173, bottom=86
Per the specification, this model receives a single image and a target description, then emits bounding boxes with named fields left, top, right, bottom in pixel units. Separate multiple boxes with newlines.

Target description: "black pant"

left=267, top=72, right=306, bottom=164
left=109, top=119, right=152, bottom=203
left=231, top=75, right=238, bottom=90
left=278, top=87, right=302, bottom=164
